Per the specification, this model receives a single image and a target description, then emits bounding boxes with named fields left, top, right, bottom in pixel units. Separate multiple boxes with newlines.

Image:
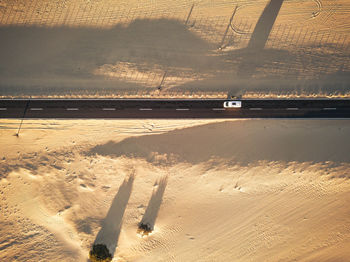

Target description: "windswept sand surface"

left=0, top=0, right=350, bottom=97
left=1, top=119, right=350, bottom=261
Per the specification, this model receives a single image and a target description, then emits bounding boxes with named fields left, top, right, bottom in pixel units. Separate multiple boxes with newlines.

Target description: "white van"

left=223, top=101, right=242, bottom=108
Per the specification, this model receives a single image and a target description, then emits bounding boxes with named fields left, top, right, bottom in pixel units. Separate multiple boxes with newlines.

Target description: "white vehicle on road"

left=223, top=101, right=242, bottom=108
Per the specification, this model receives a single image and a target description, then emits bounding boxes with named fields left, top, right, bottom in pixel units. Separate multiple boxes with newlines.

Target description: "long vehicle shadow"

left=90, top=172, right=135, bottom=260
left=138, top=176, right=168, bottom=236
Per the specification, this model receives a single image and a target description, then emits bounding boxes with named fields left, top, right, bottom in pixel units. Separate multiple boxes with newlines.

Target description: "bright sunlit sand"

left=1, top=0, right=350, bottom=261
left=0, top=0, right=349, bottom=97
left=1, top=119, right=350, bottom=261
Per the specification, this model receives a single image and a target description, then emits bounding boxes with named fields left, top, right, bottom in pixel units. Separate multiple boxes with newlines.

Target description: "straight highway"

left=1, top=99, right=350, bottom=118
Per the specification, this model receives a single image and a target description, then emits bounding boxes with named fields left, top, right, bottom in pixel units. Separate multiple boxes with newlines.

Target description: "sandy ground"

left=0, top=0, right=350, bottom=97
left=1, top=119, right=350, bottom=261
left=1, top=2, right=350, bottom=261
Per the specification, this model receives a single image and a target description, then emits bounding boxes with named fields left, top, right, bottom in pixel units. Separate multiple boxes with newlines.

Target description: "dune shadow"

left=87, top=120, right=350, bottom=165
left=92, top=172, right=135, bottom=257
left=0, top=19, right=214, bottom=96
left=1, top=8, right=348, bottom=98
left=138, top=176, right=168, bottom=234
left=174, top=47, right=350, bottom=97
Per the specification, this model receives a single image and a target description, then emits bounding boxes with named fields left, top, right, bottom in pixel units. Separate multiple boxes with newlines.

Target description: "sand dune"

left=1, top=119, right=350, bottom=261
left=1, top=0, right=350, bottom=261
left=90, top=120, right=350, bottom=164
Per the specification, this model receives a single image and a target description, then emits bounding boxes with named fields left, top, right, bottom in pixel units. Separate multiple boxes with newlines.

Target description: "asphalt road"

left=1, top=99, right=350, bottom=119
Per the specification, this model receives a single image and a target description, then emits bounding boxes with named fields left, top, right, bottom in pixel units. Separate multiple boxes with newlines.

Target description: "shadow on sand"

left=1, top=4, right=348, bottom=98
left=238, top=0, right=285, bottom=77
left=138, top=176, right=168, bottom=235
left=172, top=0, right=349, bottom=96
left=0, top=18, right=214, bottom=96
left=88, top=120, right=350, bottom=165
left=247, top=0, right=284, bottom=51
left=92, top=172, right=135, bottom=257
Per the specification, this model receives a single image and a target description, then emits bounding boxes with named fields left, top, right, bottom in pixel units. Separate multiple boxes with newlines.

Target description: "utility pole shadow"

left=90, top=172, right=135, bottom=261
left=138, top=176, right=168, bottom=236
left=238, top=0, right=285, bottom=77
left=248, top=0, right=284, bottom=50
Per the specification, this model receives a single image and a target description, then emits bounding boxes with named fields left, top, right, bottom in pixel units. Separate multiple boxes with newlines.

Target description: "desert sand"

left=0, top=0, right=350, bottom=97
left=1, top=119, right=350, bottom=261
left=1, top=1, right=350, bottom=261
